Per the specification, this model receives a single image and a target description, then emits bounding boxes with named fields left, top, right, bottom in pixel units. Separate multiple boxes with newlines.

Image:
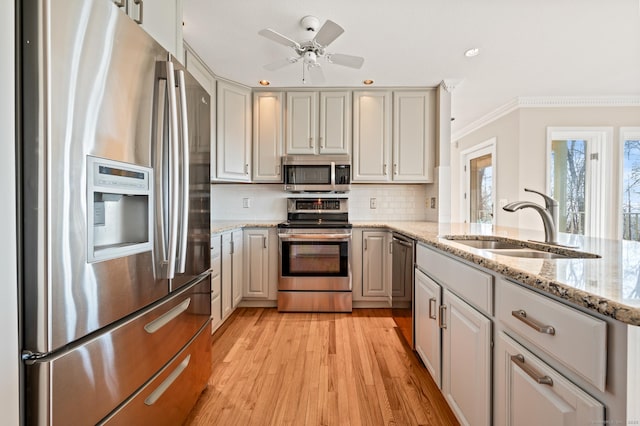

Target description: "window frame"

left=619, top=127, right=640, bottom=240
left=460, top=137, right=496, bottom=224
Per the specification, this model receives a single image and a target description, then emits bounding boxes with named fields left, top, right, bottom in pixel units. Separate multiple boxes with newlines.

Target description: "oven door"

left=278, top=232, right=351, bottom=291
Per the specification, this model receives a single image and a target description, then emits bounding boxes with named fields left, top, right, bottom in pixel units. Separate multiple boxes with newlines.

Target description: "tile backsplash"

left=211, top=183, right=431, bottom=221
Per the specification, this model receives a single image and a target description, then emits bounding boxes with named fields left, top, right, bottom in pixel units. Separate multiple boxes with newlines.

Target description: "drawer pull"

left=144, top=354, right=191, bottom=405
left=428, top=297, right=437, bottom=320
left=511, top=354, right=553, bottom=386
left=144, top=298, right=191, bottom=334
left=439, top=305, right=447, bottom=329
left=511, top=309, right=555, bottom=335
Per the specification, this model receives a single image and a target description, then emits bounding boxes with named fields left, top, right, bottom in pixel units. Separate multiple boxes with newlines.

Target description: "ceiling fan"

left=258, top=16, right=365, bottom=84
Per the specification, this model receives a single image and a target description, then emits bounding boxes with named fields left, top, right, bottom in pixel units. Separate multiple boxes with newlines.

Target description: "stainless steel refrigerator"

left=20, top=0, right=212, bottom=424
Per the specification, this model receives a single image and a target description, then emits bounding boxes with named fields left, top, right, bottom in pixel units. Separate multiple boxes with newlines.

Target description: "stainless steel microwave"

left=282, top=155, right=351, bottom=193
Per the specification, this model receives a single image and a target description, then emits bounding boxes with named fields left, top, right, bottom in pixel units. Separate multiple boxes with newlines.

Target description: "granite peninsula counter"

left=212, top=220, right=640, bottom=326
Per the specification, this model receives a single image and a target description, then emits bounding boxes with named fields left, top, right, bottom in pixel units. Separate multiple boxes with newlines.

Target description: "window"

left=547, top=128, right=613, bottom=239
left=621, top=128, right=640, bottom=241
left=461, top=139, right=496, bottom=224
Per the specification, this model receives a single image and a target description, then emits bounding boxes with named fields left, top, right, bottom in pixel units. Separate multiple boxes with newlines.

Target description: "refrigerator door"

left=22, top=0, right=171, bottom=352
left=169, top=61, right=211, bottom=292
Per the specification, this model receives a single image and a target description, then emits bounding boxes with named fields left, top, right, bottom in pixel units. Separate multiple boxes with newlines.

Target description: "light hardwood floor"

left=185, top=308, right=459, bottom=426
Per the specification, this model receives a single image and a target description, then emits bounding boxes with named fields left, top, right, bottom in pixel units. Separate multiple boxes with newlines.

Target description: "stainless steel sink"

left=446, top=239, right=524, bottom=250
left=486, top=249, right=570, bottom=259
left=442, top=235, right=600, bottom=259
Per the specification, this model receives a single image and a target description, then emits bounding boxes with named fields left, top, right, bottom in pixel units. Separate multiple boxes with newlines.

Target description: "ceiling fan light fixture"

left=363, top=79, right=374, bottom=85
left=258, top=80, right=270, bottom=86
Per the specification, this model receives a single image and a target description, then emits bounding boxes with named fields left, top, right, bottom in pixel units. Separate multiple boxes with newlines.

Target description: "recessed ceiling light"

left=363, top=79, right=374, bottom=85
left=258, top=80, right=270, bottom=86
left=464, top=48, right=480, bottom=58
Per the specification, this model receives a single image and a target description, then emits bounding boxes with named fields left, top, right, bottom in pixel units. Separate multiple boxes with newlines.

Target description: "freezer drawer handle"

left=144, top=354, right=191, bottom=406
left=511, top=354, right=553, bottom=386
left=511, top=309, right=556, bottom=335
left=144, top=298, right=191, bottom=334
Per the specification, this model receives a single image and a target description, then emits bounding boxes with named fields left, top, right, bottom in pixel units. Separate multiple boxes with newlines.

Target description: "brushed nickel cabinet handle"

left=428, top=298, right=437, bottom=320
left=511, top=310, right=556, bottom=335
left=263, top=236, right=267, bottom=249
left=133, top=0, right=143, bottom=24
left=113, top=0, right=125, bottom=7
left=511, top=354, right=553, bottom=386
left=393, top=163, right=398, bottom=175
left=309, top=137, right=313, bottom=148
left=320, top=136, right=324, bottom=148
left=439, top=305, right=447, bottom=329
left=383, top=164, right=387, bottom=175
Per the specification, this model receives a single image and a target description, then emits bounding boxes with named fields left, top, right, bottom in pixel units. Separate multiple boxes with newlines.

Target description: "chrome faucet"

left=503, top=188, right=559, bottom=245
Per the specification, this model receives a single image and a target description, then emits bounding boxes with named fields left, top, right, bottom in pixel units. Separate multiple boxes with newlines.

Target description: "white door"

left=221, top=232, right=232, bottom=319
left=286, top=91, right=318, bottom=154
left=243, top=229, right=269, bottom=298
left=253, top=92, right=284, bottom=181
left=362, top=231, right=387, bottom=297
left=392, top=90, right=435, bottom=182
left=461, top=139, right=496, bottom=224
left=352, top=91, right=392, bottom=182
left=414, top=268, right=442, bottom=387
left=231, top=230, right=243, bottom=307
left=217, top=81, right=251, bottom=181
left=442, top=289, right=491, bottom=426
left=319, top=91, right=351, bottom=155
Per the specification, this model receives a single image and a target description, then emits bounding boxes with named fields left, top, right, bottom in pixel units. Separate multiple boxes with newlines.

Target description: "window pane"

left=622, top=139, right=640, bottom=241
left=469, top=153, right=492, bottom=224
left=551, top=140, right=586, bottom=235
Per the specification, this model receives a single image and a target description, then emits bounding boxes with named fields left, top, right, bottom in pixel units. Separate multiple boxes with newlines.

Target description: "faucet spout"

left=502, top=190, right=559, bottom=244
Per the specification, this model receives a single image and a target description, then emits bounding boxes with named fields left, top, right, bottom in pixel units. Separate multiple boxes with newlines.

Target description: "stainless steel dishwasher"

left=391, top=233, right=415, bottom=348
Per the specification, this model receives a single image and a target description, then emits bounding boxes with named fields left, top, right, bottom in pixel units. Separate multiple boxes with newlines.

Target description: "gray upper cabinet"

left=286, top=91, right=351, bottom=155
left=253, top=92, right=284, bottom=182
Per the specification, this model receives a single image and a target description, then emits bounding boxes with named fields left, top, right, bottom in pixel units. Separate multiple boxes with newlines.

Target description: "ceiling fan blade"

left=263, top=56, right=300, bottom=71
left=327, top=53, right=364, bottom=69
left=258, top=28, right=301, bottom=50
left=313, top=20, right=344, bottom=47
left=308, top=65, right=326, bottom=84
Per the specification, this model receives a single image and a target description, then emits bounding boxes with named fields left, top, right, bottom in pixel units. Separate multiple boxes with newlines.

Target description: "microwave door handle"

left=175, top=69, right=189, bottom=274
left=330, top=162, right=336, bottom=187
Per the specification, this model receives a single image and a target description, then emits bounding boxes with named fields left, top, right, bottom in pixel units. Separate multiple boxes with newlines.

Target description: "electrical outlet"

left=430, top=197, right=436, bottom=209
left=242, top=198, right=251, bottom=208
left=369, top=198, right=377, bottom=209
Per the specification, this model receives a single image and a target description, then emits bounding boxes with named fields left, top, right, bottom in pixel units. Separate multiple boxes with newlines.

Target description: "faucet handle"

left=524, top=188, right=558, bottom=209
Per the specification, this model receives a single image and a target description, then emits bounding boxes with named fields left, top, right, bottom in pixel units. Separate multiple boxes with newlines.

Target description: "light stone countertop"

left=212, top=220, right=640, bottom=326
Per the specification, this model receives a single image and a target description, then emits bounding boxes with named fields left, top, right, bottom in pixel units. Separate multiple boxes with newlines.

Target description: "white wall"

left=211, top=183, right=433, bottom=221
left=452, top=105, right=640, bottom=234
left=1, top=0, right=21, bottom=423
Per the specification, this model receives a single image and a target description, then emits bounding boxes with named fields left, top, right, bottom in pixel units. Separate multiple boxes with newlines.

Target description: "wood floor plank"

left=185, top=308, right=459, bottom=426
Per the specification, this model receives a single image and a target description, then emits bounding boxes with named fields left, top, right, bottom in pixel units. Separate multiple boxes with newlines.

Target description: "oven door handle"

left=278, top=234, right=351, bottom=241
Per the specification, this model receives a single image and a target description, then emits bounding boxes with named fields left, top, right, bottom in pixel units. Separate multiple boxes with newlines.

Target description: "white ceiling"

left=183, top=0, right=640, bottom=134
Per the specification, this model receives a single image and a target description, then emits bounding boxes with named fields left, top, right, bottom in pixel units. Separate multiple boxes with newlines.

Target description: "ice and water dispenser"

left=87, top=156, right=153, bottom=262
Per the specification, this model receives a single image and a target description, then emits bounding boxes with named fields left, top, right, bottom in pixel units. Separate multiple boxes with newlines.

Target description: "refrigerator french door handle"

left=165, top=60, right=180, bottom=279
left=175, top=69, right=190, bottom=274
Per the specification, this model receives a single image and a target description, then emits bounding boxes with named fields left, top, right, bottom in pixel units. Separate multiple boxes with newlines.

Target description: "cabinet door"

left=442, top=289, right=491, bottom=426
left=414, top=268, right=442, bottom=388
left=243, top=229, right=269, bottom=298
left=231, top=230, right=244, bottom=307
left=253, top=92, right=284, bottom=181
left=217, top=81, right=251, bottom=181
left=211, top=234, right=222, bottom=333
left=286, top=92, right=318, bottom=154
left=392, top=90, right=435, bottom=182
left=495, top=333, right=604, bottom=426
left=319, top=91, right=351, bottom=155
left=221, top=233, right=232, bottom=319
left=352, top=91, right=392, bottom=182
left=362, top=231, right=387, bottom=297
left=138, top=0, right=183, bottom=60
left=186, top=49, right=216, bottom=178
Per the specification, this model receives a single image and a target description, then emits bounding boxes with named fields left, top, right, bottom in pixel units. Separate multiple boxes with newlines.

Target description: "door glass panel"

left=469, top=154, right=493, bottom=224
left=551, top=140, right=586, bottom=235
left=622, top=139, right=640, bottom=240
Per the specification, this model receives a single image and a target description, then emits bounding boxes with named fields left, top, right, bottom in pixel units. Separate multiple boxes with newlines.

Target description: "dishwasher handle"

left=392, top=237, right=413, bottom=248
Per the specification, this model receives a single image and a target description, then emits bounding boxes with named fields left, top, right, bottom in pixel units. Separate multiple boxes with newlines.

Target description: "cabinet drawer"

left=101, top=323, right=211, bottom=425
left=211, top=234, right=221, bottom=276
left=497, top=278, right=606, bottom=391
left=495, top=332, right=604, bottom=426
left=416, top=244, right=493, bottom=314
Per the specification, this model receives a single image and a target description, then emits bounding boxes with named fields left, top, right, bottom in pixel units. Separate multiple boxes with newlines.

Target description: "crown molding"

left=452, top=95, right=640, bottom=142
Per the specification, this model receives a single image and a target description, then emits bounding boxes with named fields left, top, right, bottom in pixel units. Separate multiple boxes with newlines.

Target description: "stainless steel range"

left=277, top=198, right=352, bottom=312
